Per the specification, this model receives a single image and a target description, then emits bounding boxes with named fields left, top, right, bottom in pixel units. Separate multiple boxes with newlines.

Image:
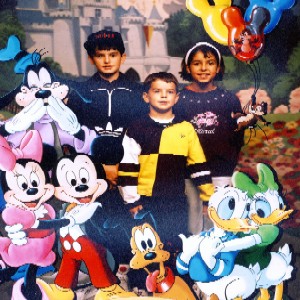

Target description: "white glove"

left=5, top=223, right=27, bottom=245
left=199, top=236, right=224, bottom=269
left=179, top=234, right=204, bottom=264
left=5, top=99, right=46, bottom=133
left=63, top=215, right=76, bottom=227
left=47, top=96, right=80, bottom=135
left=66, top=203, right=102, bottom=225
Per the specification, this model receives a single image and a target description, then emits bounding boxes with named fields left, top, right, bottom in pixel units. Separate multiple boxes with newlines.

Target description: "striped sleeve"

left=118, top=133, right=141, bottom=204
left=186, top=124, right=214, bottom=201
left=176, top=253, right=190, bottom=276
left=211, top=252, right=237, bottom=277
left=186, top=124, right=211, bottom=183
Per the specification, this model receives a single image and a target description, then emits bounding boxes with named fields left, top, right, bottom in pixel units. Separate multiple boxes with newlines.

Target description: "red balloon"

left=221, top=6, right=270, bottom=63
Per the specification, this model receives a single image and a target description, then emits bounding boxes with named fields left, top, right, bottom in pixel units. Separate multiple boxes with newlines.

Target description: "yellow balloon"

left=186, top=0, right=231, bottom=45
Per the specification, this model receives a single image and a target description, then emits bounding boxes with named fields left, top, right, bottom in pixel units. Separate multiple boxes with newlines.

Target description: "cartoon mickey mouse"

left=39, top=154, right=137, bottom=299
left=0, top=131, right=74, bottom=300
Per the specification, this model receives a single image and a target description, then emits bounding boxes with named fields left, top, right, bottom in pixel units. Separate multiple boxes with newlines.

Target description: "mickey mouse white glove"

left=5, top=223, right=27, bottom=245
left=47, top=96, right=80, bottom=135
left=5, top=99, right=46, bottom=134
left=199, top=236, right=224, bottom=269
left=179, top=234, right=204, bottom=264
left=65, top=203, right=102, bottom=225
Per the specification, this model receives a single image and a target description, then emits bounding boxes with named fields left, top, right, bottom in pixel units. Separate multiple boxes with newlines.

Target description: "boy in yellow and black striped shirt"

left=118, top=72, right=214, bottom=251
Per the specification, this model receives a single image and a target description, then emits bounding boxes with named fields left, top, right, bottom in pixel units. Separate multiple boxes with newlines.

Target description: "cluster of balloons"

left=186, top=0, right=295, bottom=63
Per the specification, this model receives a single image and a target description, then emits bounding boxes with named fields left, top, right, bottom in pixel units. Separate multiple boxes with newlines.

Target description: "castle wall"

left=124, top=25, right=145, bottom=57
left=145, top=27, right=168, bottom=58
left=52, top=18, right=80, bottom=75
left=24, top=27, right=53, bottom=57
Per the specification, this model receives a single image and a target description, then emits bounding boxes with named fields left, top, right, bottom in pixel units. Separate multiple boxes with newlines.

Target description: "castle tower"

left=119, top=3, right=145, bottom=57
left=144, top=1, right=169, bottom=73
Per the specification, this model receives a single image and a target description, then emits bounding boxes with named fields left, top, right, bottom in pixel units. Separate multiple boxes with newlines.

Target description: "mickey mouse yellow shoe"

left=36, top=279, right=75, bottom=300
left=95, top=284, right=137, bottom=300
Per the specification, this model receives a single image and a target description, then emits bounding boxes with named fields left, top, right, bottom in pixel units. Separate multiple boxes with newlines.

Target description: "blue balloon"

left=245, top=0, right=295, bottom=34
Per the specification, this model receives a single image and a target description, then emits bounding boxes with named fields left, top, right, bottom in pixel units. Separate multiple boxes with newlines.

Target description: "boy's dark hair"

left=180, top=44, right=225, bottom=82
left=84, top=30, right=125, bottom=57
left=143, top=72, right=179, bottom=92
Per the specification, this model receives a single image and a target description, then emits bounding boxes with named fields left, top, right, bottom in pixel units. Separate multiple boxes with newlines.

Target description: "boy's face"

left=143, top=80, right=179, bottom=116
left=88, top=48, right=126, bottom=82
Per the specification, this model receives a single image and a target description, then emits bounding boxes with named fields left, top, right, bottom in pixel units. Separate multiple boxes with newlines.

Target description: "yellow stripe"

left=118, top=171, right=139, bottom=177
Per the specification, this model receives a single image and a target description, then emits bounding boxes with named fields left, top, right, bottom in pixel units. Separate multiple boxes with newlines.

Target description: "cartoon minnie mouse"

left=0, top=130, right=77, bottom=300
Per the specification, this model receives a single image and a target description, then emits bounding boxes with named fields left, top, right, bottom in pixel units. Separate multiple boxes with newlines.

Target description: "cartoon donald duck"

left=176, top=185, right=263, bottom=300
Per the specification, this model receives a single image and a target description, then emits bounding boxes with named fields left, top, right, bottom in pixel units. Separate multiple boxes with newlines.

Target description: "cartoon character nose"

left=26, top=188, right=38, bottom=195
left=35, top=89, right=51, bottom=99
left=75, top=185, right=89, bottom=192
left=144, top=252, right=157, bottom=260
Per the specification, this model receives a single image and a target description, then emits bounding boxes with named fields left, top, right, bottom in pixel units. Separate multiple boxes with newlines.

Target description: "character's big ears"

left=257, top=163, right=279, bottom=191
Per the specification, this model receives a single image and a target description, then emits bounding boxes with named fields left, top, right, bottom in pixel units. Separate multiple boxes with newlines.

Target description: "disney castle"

left=16, top=0, right=182, bottom=81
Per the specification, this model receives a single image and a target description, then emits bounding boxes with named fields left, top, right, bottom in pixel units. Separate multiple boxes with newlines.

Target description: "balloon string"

left=247, top=59, right=261, bottom=105
left=254, top=59, right=261, bottom=94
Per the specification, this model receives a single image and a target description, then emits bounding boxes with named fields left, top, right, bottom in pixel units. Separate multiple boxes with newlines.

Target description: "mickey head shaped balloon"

left=222, top=6, right=270, bottom=63
left=245, top=0, right=295, bottom=34
left=186, top=0, right=231, bottom=45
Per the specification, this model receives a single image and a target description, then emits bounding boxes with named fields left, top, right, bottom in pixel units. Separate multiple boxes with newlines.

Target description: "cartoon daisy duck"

left=176, top=185, right=263, bottom=300
left=233, top=163, right=294, bottom=300
left=0, top=130, right=73, bottom=300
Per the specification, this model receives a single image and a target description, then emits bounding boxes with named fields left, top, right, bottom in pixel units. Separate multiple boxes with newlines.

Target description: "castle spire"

left=149, top=0, right=162, bottom=21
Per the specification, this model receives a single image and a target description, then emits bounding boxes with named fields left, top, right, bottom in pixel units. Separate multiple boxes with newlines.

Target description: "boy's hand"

left=103, top=164, right=119, bottom=187
left=129, top=205, right=143, bottom=218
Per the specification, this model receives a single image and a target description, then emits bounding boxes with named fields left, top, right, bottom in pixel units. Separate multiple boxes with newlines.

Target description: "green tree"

left=272, top=74, right=295, bottom=108
left=166, top=9, right=229, bottom=58
left=0, top=10, right=25, bottom=48
left=271, top=41, right=300, bottom=107
left=0, top=0, right=17, bottom=11
left=42, top=57, right=63, bottom=75
left=287, top=41, right=300, bottom=76
left=0, top=8, right=25, bottom=98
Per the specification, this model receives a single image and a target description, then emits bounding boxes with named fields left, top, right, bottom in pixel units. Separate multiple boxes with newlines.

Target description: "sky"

left=117, top=0, right=185, bottom=20
left=117, top=0, right=300, bottom=20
